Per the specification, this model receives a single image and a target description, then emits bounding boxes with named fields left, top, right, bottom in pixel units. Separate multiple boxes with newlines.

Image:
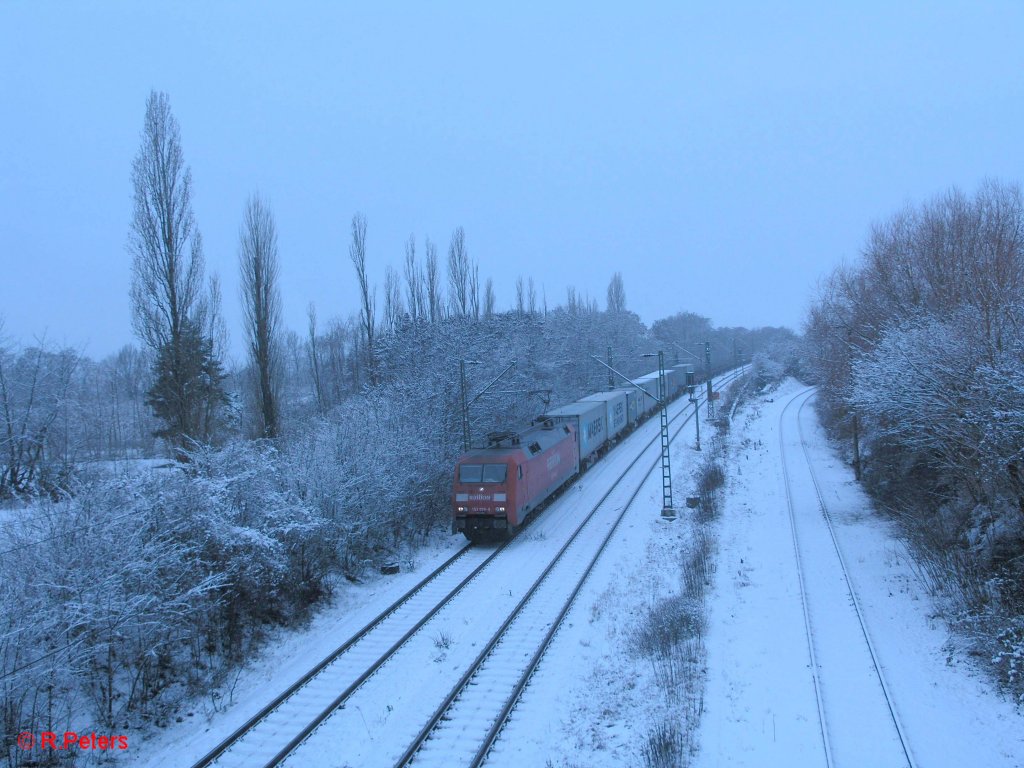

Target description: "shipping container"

left=616, top=387, right=640, bottom=427
left=580, top=389, right=629, bottom=442
left=631, top=374, right=661, bottom=416
left=541, top=399, right=608, bottom=464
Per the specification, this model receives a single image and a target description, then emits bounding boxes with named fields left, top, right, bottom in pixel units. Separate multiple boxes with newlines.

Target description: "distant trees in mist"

left=607, top=271, right=626, bottom=313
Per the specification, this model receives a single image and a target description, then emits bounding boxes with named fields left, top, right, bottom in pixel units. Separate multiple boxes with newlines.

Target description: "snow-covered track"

left=190, top=542, right=504, bottom=768
left=780, top=387, right=834, bottom=767
left=779, top=388, right=917, bottom=768
left=396, top=372, right=741, bottom=767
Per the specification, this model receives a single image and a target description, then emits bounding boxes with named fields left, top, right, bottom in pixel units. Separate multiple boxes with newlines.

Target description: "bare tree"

left=205, top=273, right=229, bottom=369
left=567, top=286, right=580, bottom=315
left=201, top=270, right=229, bottom=441
left=607, top=271, right=627, bottom=312
left=0, top=331, right=80, bottom=497
left=128, top=90, right=223, bottom=450
left=469, top=261, right=481, bottom=320
left=129, top=91, right=204, bottom=353
left=307, top=303, right=325, bottom=413
left=239, top=194, right=282, bottom=438
left=447, top=226, right=470, bottom=317
left=425, top=237, right=442, bottom=322
left=527, top=277, right=537, bottom=315
left=516, top=276, right=525, bottom=316
left=383, top=265, right=404, bottom=333
left=483, top=278, right=496, bottom=319
left=403, top=234, right=424, bottom=323
left=349, top=213, right=376, bottom=383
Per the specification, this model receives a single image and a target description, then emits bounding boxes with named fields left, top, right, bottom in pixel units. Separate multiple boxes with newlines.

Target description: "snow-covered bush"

left=749, top=351, right=785, bottom=393
left=0, top=444, right=334, bottom=742
left=695, top=457, right=725, bottom=522
left=807, top=180, right=1024, bottom=694
left=850, top=309, right=1024, bottom=562
left=993, top=618, right=1024, bottom=703
left=285, top=391, right=451, bottom=576
left=630, top=594, right=703, bottom=662
left=183, top=441, right=334, bottom=640
left=1, top=477, right=223, bottom=744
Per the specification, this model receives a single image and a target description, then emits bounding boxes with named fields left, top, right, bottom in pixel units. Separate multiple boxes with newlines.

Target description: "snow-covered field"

left=134, top=377, right=1024, bottom=767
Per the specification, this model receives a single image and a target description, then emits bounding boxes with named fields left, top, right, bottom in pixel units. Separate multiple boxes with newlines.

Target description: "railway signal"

left=649, top=351, right=675, bottom=519
left=705, top=341, right=715, bottom=418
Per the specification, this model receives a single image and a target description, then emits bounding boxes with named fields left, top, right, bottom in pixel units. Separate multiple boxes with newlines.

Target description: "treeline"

left=806, top=179, right=1024, bottom=698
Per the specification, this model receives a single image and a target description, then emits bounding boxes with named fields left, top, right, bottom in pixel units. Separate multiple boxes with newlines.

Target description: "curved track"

left=779, top=388, right=916, bottom=768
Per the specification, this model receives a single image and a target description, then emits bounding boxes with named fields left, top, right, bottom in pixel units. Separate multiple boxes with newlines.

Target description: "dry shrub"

left=640, top=720, right=687, bottom=768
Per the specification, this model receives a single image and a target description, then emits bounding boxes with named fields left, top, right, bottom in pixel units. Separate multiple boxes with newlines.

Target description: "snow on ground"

left=698, top=379, right=1024, bottom=767
left=135, top=533, right=466, bottom=768
left=489, top=436, right=706, bottom=767
left=797, top=390, right=1024, bottom=767
left=698, top=381, right=823, bottom=766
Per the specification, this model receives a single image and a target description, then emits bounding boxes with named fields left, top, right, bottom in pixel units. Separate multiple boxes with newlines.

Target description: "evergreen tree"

left=146, top=318, right=227, bottom=454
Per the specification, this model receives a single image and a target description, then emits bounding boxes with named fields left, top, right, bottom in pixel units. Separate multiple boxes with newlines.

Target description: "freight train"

left=452, top=363, right=697, bottom=542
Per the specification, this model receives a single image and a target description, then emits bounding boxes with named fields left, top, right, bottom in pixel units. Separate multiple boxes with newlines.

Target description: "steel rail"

left=779, top=387, right=835, bottom=768
left=795, top=392, right=917, bottom=768
left=190, top=541, right=484, bottom=768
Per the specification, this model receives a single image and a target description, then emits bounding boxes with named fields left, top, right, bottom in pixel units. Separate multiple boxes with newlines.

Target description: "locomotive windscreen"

left=459, top=463, right=508, bottom=483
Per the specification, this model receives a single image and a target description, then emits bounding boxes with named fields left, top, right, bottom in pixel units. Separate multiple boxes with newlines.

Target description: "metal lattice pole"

left=705, top=341, right=715, bottom=419
left=657, top=351, right=674, bottom=515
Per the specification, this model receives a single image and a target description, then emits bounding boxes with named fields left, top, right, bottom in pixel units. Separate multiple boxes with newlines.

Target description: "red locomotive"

left=452, top=362, right=699, bottom=542
left=452, top=420, right=579, bottom=542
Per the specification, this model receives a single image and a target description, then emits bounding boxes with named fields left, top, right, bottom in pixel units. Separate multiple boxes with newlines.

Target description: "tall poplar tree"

left=128, top=90, right=224, bottom=452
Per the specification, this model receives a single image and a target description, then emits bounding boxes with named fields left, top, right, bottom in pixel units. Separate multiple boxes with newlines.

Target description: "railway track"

left=189, top=543, right=502, bottom=768
left=193, top=370, right=740, bottom=768
left=779, top=388, right=916, bottom=768
left=396, top=370, right=742, bottom=767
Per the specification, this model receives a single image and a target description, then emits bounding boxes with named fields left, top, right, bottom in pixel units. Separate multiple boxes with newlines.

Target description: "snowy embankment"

left=698, top=379, right=1024, bottom=767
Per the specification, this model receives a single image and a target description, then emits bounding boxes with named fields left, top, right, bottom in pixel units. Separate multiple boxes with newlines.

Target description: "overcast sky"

left=2, top=2, right=1023, bottom=362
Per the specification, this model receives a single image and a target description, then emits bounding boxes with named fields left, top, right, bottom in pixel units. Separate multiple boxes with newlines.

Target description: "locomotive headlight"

left=496, top=506, right=506, bottom=512
left=457, top=505, right=468, bottom=513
